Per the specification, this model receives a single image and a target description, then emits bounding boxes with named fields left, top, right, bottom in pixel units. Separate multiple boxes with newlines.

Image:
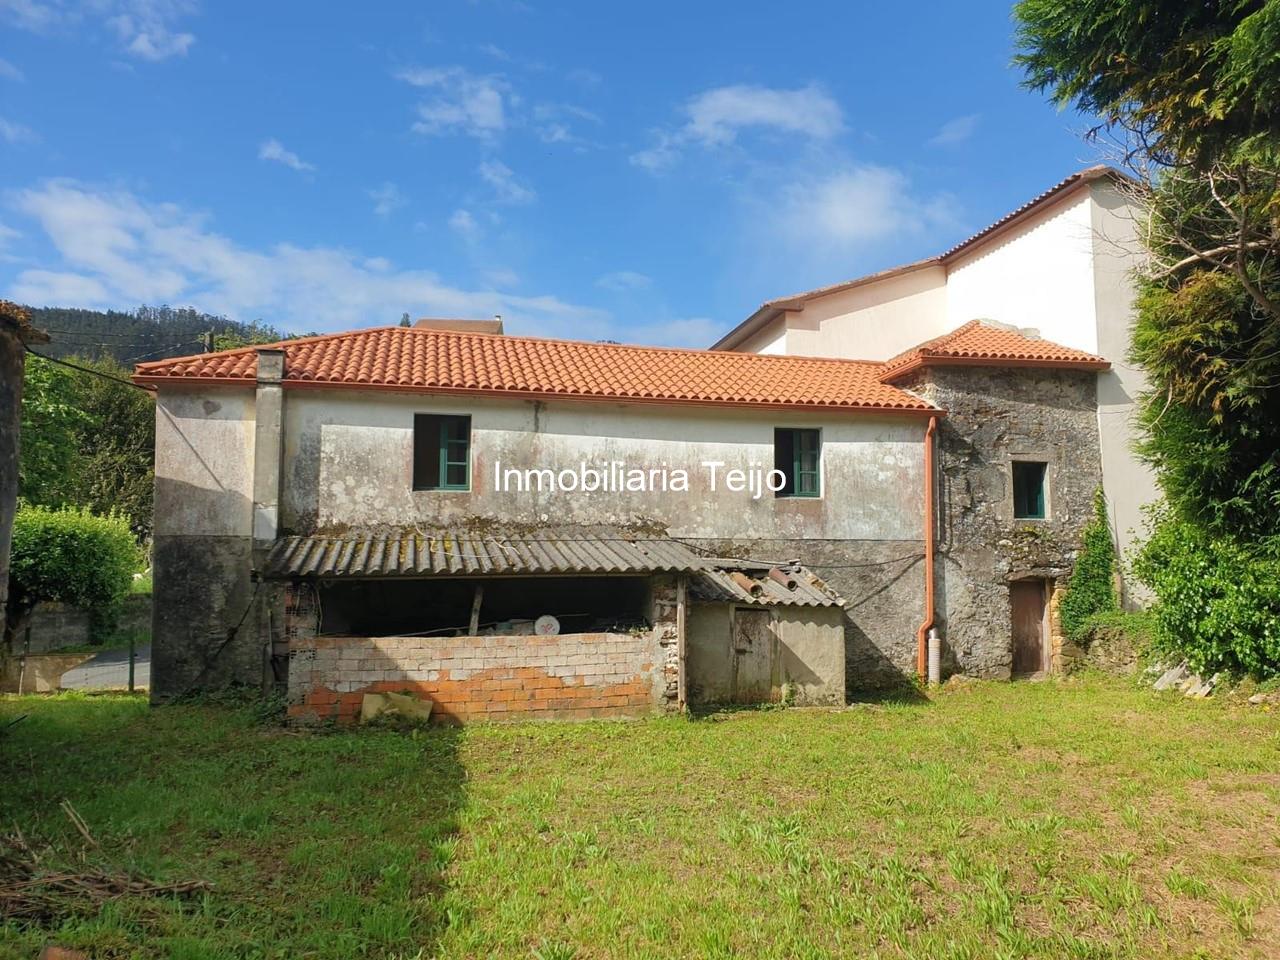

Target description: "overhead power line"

left=22, top=344, right=154, bottom=392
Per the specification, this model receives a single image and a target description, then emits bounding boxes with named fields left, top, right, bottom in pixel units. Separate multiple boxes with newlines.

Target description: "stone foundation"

left=286, top=631, right=665, bottom=724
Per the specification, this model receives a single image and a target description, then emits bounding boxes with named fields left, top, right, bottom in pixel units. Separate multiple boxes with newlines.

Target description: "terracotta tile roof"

left=133, top=325, right=937, bottom=414
left=879, top=321, right=1110, bottom=382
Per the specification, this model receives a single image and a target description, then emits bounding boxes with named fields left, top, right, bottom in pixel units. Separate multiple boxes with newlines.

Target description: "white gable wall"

left=783, top=264, right=948, bottom=361
left=944, top=191, right=1099, bottom=351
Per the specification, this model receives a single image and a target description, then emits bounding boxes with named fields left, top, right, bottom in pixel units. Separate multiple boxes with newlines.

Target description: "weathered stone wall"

left=898, top=367, right=1101, bottom=678
left=287, top=631, right=664, bottom=724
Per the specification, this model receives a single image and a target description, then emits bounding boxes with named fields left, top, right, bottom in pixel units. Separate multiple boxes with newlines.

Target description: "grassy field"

left=1, top=678, right=1278, bottom=959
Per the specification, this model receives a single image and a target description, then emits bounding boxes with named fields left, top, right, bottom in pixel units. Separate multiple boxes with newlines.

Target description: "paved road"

left=61, top=645, right=151, bottom=691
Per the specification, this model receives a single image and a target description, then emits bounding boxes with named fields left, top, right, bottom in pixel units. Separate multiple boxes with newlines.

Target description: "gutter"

left=916, top=415, right=938, bottom=680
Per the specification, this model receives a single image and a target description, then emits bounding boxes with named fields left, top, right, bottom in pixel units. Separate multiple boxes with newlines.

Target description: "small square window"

left=774, top=428, right=821, bottom=498
left=413, top=414, right=471, bottom=490
left=1012, top=461, right=1047, bottom=519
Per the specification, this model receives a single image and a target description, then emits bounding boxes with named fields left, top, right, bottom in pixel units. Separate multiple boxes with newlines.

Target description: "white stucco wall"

left=782, top=265, right=949, bottom=361
left=944, top=191, right=1099, bottom=351
left=1088, top=179, right=1158, bottom=588
left=153, top=388, right=256, bottom=538
left=736, top=322, right=787, bottom=355
left=278, top=390, right=927, bottom=541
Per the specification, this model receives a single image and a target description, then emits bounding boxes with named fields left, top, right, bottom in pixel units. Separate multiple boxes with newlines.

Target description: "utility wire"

left=22, top=344, right=154, bottom=392
left=121, top=340, right=203, bottom=363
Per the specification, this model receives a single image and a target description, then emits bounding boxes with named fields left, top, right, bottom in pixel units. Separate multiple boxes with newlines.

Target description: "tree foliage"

left=29, top=304, right=290, bottom=365
left=1133, top=510, right=1280, bottom=676
left=1014, top=0, right=1280, bottom=164
left=17, top=355, right=88, bottom=503
left=1059, top=491, right=1119, bottom=640
left=1016, top=0, right=1280, bottom=676
left=19, top=355, right=157, bottom=539
left=5, top=505, right=140, bottom=650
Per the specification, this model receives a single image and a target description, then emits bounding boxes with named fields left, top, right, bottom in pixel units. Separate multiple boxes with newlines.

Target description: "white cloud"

left=0, top=58, right=25, bottom=81
left=929, top=114, right=979, bottom=146
left=398, top=66, right=509, bottom=140
left=632, top=84, right=843, bottom=171
left=478, top=159, right=535, bottom=205
left=367, top=182, right=407, bottom=217
left=258, top=138, right=314, bottom=172
left=0, top=0, right=61, bottom=32
left=5, top=179, right=605, bottom=334
left=773, top=165, right=960, bottom=250
left=0, top=116, right=37, bottom=142
left=596, top=270, right=651, bottom=293
left=684, top=84, right=843, bottom=145
left=448, top=208, right=479, bottom=241
left=478, top=42, right=511, bottom=62
left=4, top=1, right=197, bottom=60
left=532, top=102, right=602, bottom=148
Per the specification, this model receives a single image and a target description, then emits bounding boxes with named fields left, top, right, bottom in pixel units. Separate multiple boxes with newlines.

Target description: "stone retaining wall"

left=287, top=631, right=665, bottom=724
left=0, top=652, right=93, bottom=693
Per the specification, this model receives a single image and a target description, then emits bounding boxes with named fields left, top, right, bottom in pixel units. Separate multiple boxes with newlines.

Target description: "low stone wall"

left=287, top=631, right=665, bottom=724
left=22, top=594, right=152, bottom=654
left=0, top=652, right=93, bottom=693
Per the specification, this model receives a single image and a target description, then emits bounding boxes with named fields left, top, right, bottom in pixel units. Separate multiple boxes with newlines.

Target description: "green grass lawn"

left=1, top=677, right=1278, bottom=959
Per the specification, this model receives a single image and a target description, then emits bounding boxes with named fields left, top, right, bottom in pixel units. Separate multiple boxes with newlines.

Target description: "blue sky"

left=0, top=1, right=1103, bottom=347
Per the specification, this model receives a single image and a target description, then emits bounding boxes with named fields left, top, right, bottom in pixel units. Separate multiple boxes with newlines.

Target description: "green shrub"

left=1132, top=510, right=1280, bottom=679
left=4, top=504, right=141, bottom=650
left=1059, top=490, right=1118, bottom=640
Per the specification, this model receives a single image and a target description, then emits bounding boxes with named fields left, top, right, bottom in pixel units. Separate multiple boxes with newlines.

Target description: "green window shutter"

left=1012, top=461, right=1047, bottom=519
left=775, top=427, right=821, bottom=498
left=415, top=414, right=471, bottom=490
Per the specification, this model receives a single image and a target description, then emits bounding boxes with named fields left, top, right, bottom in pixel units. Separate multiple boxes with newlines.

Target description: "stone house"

left=133, top=166, right=1148, bottom=721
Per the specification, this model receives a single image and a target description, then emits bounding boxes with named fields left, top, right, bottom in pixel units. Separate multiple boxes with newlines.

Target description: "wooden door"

left=731, top=607, right=776, bottom=703
left=1010, top=580, right=1047, bottom=675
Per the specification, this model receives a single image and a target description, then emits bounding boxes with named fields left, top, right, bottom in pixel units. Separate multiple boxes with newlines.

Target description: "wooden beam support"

left=468, top=583, right=484, bottom=636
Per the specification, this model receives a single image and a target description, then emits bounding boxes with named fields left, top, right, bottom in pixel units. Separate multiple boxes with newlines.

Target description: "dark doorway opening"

left=1010, top=578, right=1049, bottom=676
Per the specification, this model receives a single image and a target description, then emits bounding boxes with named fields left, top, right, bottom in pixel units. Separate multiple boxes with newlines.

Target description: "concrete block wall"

left=287, top=631, right=665, bottom=724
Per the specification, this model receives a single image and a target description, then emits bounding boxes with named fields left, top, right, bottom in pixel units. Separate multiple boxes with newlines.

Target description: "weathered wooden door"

left=731, top=607, right=776, bottom=702
left=1010, top=580, right=1048, bottom=675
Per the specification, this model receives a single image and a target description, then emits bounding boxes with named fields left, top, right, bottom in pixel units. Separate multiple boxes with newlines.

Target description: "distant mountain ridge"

left=26, top=305, right=298, bottom=365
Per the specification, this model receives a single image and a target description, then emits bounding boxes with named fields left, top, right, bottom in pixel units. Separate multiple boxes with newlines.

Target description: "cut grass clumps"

left=2, top=677, right=1278, bottom=958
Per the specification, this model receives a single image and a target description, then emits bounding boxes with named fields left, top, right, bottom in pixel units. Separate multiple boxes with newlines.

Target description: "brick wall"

left=287, top=631, right=666, bottom=724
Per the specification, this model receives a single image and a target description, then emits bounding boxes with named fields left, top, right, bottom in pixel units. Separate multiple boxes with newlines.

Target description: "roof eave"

left=880, top=355, right=1112, bottom=383
left=134, top=372, right=941, bottom=416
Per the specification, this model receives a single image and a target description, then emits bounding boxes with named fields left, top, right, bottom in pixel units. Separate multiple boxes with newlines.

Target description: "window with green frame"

left=413, top=414, right=471, bottom=490
left=774, top=428, right=821, bottom=497
left=1012, top=461, right=1047, bottom=519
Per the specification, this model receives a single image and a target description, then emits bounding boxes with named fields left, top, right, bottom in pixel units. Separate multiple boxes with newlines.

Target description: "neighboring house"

left=133, top=166, right=1146, bottom=721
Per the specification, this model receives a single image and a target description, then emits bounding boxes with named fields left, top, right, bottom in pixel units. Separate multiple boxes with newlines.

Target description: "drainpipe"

left=916, top=416, right=938, bottom=681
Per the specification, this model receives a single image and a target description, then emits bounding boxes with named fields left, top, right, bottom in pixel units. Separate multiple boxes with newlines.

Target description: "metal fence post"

left=17, top=625, right=30, bottom=694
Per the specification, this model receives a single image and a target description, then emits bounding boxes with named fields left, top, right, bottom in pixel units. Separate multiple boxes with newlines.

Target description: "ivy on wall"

left=1059, top=490, right=1118, bottom=640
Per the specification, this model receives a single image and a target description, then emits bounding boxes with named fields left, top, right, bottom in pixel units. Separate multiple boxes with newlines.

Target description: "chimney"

left=252, top=348, right=286, bottom=551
